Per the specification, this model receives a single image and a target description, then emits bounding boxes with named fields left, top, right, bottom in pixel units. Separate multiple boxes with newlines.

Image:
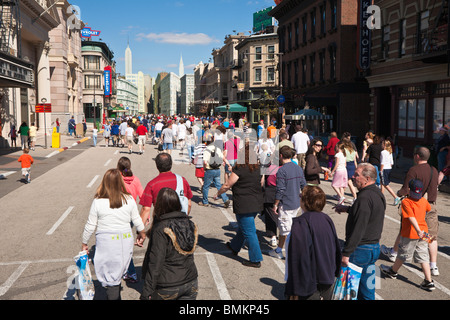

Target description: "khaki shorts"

left=277, top=205, right=300, bottom=236
left=138, top=135, right=146, bottom=145
left=425, top=204, right=439, bottom=237
left=21, top=167, right=31, bottom=176
left=397, top=236, right=429, bottom=264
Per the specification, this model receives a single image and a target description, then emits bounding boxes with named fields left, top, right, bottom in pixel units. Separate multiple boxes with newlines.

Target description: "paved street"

left=1, top=129, right=450, bottom=301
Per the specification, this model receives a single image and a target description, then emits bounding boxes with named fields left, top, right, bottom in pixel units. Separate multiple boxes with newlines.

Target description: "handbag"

left=133, top=136, right=139, bottom=144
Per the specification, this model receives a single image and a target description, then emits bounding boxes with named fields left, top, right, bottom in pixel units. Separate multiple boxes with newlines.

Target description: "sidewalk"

left=0, top=126, right=96, bottom=177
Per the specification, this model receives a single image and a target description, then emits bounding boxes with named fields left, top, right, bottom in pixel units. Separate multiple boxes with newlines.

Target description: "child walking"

left=380, top=140, right=401, bottom=205
left=18, top=148, right=34, bottom=184
left=330, top=142, right=347, bottom=205
left=380, top=179, right=435, bottom=291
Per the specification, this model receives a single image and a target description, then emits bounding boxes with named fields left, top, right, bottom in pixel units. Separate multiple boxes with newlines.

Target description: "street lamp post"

left=243, top=51, right=285, bottom=125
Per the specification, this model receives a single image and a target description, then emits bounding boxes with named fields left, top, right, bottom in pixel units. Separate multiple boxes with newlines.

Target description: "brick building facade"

left=270, top=0, right=371, bottom=140
left=367, top=0, right=449, bottom=156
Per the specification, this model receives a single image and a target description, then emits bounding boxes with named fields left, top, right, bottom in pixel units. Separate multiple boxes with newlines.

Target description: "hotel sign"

left=357, top=0, right=372, bottom=71
left=80, top=27, right=101, bottom=39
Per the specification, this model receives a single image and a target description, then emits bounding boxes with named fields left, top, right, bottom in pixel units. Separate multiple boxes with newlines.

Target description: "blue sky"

left=73, top=0, right=277, bottom=79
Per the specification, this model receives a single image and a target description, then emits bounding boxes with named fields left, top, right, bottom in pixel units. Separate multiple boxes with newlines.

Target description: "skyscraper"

left=125, top=39, right=132, bottom=75
left=179, top=54, right=184, bottom=78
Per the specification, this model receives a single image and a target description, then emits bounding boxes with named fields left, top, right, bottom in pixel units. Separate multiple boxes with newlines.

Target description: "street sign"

left=277, top=95, right=285, bottom=104
left=35, top=104, right=52, bottom=113
left=80, top=27, right=101, bottom=39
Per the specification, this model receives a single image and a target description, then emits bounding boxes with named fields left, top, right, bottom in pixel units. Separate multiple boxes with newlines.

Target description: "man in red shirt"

left=136, top=121, right=148, bottom=155
left=140, top=153, right=193, bottom=226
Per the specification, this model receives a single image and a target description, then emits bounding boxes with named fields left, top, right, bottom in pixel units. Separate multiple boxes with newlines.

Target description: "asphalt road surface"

left=1, top=135, right=450, bottom=302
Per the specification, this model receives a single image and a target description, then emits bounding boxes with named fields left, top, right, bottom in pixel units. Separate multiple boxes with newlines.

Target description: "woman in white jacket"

left=82, top=169, right=146, bottom=300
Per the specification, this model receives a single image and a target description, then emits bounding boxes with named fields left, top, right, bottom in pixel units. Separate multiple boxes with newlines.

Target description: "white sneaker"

left=431, top=266, right=439, bottom=276
left=381, top=244, right=397, bottom=262
left=269, top=249, right=284, bottom=260
left=270, top=237, right=277, bottom=247
left=338, top=197, right=346, bottom=205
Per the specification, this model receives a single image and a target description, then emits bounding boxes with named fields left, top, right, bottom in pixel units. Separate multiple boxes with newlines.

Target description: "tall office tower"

left=125, top=39, right=132, bottom=75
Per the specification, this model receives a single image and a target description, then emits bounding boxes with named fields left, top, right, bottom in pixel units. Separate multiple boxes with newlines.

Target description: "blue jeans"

left=230, top=212, right=263, bottom=263
left=202, top=169, right=229, bottom=204
left=349, top=243, right=380, bottom=300
left=93, top=135, right=97, bottom=146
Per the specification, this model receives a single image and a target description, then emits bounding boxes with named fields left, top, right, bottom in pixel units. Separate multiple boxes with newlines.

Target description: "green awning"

left=215, top=103, right=247, bottom=113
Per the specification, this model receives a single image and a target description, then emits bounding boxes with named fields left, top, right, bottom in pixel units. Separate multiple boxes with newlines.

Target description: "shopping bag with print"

left=332, top=262, right=362, bottom=300
left=73, top=250, right=95, bottom=300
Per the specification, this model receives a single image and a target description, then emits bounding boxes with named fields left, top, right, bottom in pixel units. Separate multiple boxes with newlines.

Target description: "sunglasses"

left=314, top=144, right=323, bottom=147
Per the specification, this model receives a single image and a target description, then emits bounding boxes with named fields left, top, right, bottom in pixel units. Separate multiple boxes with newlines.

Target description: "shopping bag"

left=73, top=251, right=95, bottom=300
left=332, top=262, right=363, bottom=300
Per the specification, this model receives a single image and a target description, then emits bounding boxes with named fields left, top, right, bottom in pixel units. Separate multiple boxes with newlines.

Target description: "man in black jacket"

left=335, top=163, right=386, bottom=300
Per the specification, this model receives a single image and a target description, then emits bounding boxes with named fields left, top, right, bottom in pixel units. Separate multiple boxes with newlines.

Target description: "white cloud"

left=167, top=64, right=178, bottom=68
left=136, top=32, right=218, bottom=45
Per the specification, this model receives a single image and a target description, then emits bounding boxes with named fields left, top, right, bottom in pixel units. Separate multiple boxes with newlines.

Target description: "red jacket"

left=324, top=137, right=340, bottom=156
left=122, top=175, right=144, bottom=201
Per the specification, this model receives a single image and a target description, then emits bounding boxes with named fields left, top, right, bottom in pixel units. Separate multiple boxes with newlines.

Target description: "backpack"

left=209, top=146, right=221, bottom=169
left=175, top=174, right=189, bottom=214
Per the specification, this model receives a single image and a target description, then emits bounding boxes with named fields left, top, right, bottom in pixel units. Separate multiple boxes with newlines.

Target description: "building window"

left=288, top=24, right=292, bottom=51
left=398, top=99, right=425, bottom=138
left=399, top=19, right=406, bottom=56
left=417, top=11, right=429, bottom=53
left=330, top=0, right=337, bottom=30
left=268, top=45, right=275, bottom=60
left=84, top=56, right=100, bottom=70
left=255, top=47, right=262, bottom=60
left=319, top=51, right=325, bottom=82
left=310, top=54, right=315, bottom=83
left=301, top=57, right=307, bottom=85
left=310, top=9, right=316, bottom=40
left=255, top=68, right=262, bottom=82
left=329, top=46, right=336, bottom=80
left=295, top=19, right=299, bottom=48
left=294, top=59, right=299, bottom=87
left=302, top=15, right=307, bottom=44
left=84, top=75, right=101, bottom=89
left=320, top=3, right=326, bottom=35
left=267, top=67, right=275, bottom=82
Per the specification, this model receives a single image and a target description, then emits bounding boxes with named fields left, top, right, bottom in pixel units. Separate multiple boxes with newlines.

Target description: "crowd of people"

left=79, top=112, right=445, bottom=300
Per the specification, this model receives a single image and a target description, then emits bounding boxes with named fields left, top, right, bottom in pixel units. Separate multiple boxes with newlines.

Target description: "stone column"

left=37, top=41, right=52, bottom=146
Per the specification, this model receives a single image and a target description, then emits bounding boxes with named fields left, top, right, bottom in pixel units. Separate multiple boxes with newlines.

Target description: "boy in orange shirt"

left=18, top=148, right=34, bottom=184
left=380, top=179, right=435, bottom=291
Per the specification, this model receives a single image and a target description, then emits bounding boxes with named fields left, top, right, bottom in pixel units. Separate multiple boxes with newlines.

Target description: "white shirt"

left=155, top=122, right=163, bottom=131
left=291, top=131, right=310, bottom=154
left=335, top=151, right=346, bottom=171
left=380, top=150, right=394, bottom=170
left=178, top=123, right=187, bottom=139
left=119, top=122, right=128, bottom=135
left=82, top=196, right=145, bottom=244
left=125, top=127, right=134, bottom=137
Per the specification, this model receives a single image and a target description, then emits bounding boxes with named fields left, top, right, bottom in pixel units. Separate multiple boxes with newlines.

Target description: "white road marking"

left=46, top=151, right=59, bottom=158
left=46, top=206, right=75, bottom=236
left=403, top=262, right=450, bottom=296
left=0, top=171, right=16, bottom=178
left=205, top=252, right=231, bottom=300
left=0, top=262, right=30, bottom=297
left=104, top=159, right=112, bottom=167
left=86, top=175, right=99, bottom=188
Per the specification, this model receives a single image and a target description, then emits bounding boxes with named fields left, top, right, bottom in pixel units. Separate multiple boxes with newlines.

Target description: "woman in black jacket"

left=140, top=188, right=198, bottom=300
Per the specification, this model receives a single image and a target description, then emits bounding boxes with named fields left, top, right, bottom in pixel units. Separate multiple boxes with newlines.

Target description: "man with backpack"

left=199, top=132, right=230, bottom=208
left=139, top=153, right=193, bottom=227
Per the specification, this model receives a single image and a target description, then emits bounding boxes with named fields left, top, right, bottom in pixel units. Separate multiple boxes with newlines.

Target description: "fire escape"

left=414, top=0, right=449, bottom=64
left=0, top=0, right=21, bottom=58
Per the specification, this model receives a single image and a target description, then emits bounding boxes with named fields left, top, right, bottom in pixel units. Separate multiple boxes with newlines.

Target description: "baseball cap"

left=408, top=179, right=424, bottom=200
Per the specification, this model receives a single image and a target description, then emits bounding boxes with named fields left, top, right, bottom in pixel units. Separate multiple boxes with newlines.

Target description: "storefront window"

left=399, top=98, right=425, bottom=138
left=433, top=97, right=450, bottom=140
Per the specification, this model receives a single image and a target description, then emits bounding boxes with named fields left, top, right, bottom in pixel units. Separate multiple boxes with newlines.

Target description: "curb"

left=50, top=137, right=91, bottom=155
